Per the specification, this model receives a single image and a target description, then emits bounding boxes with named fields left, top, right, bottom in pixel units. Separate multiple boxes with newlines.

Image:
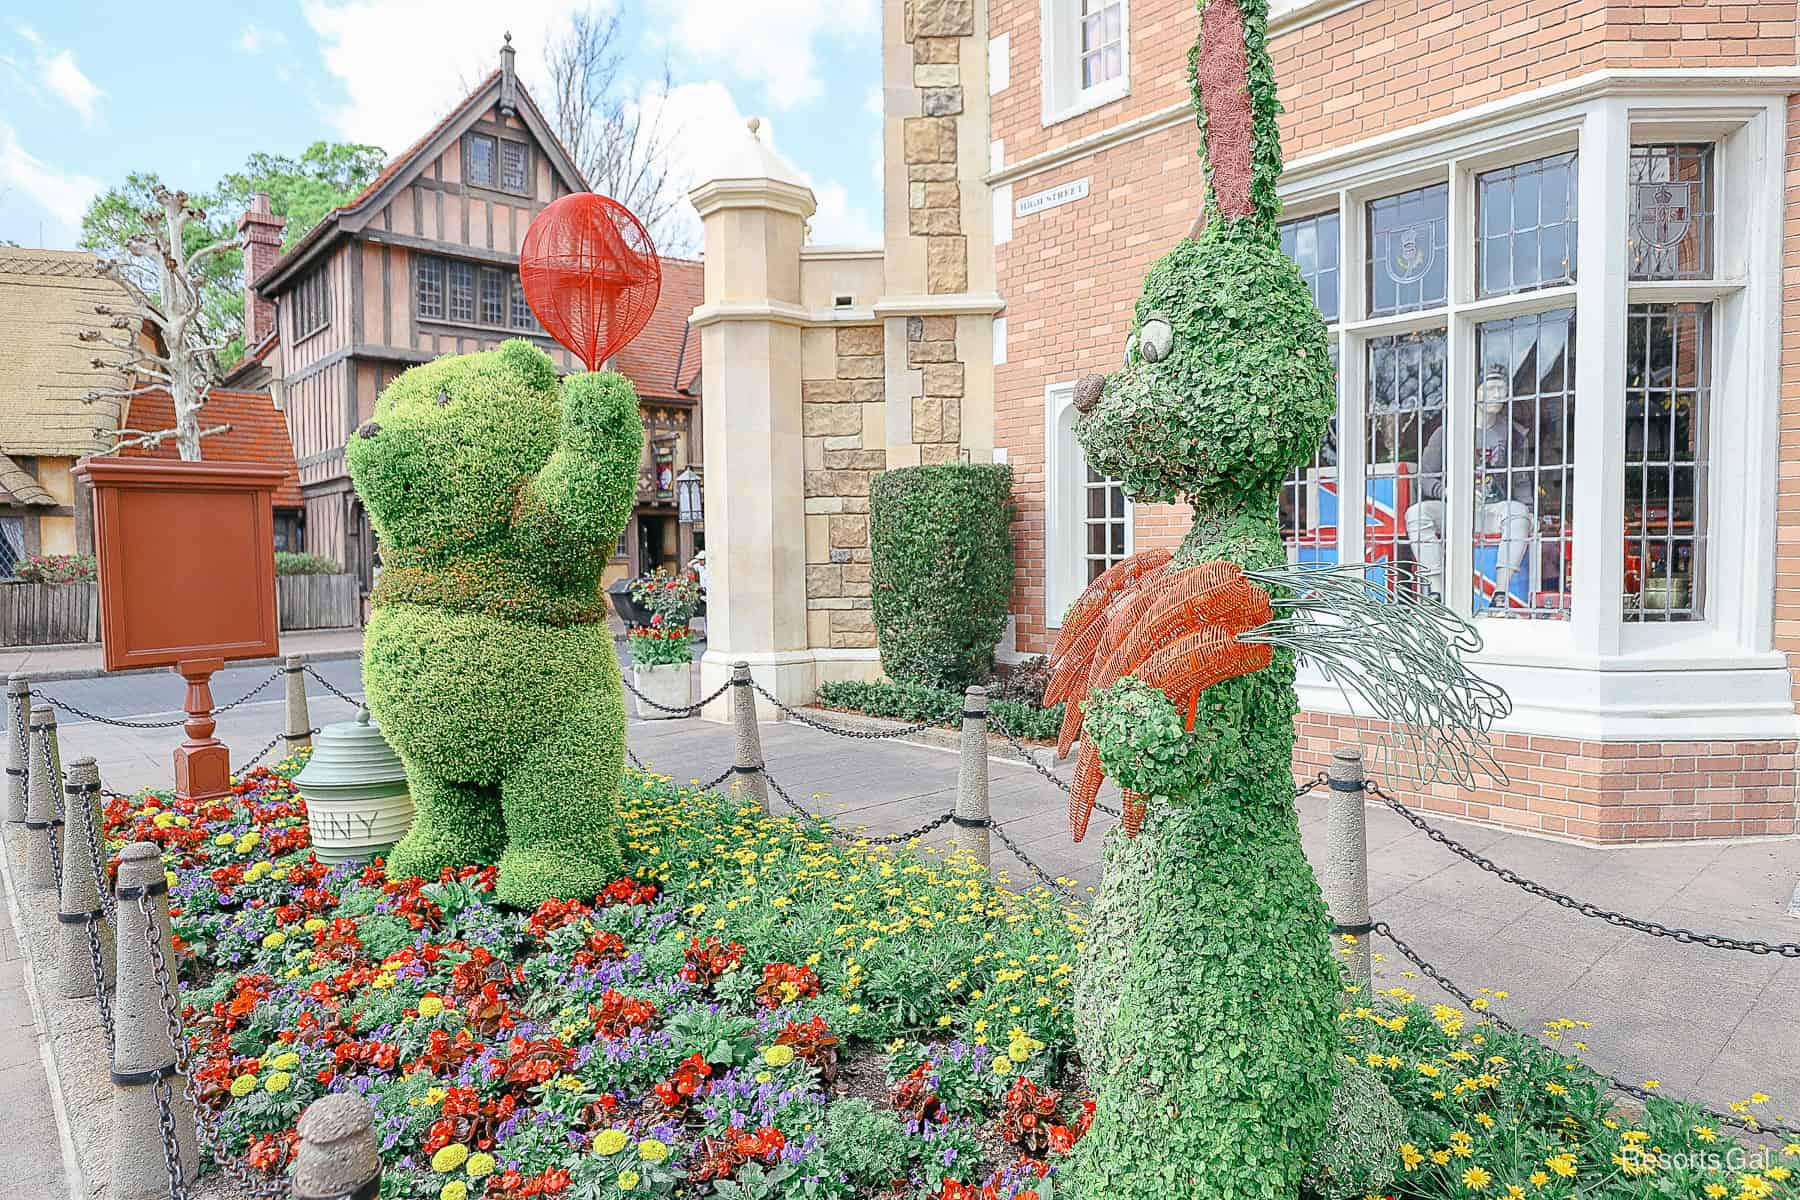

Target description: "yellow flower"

left=1694, top=1126, right=1718, bottom=1142
left=1707, top=1186, right=1730, bottom=1199
left=1463, top=1166, right=1492, bottom=1191
left=1431, top=1150, right=1452, bottom=1167
left=1768, top=1168, right=1793, bottom=1183
left=1545, top=1153, right=1577, bottom=1179
left=1528, top=1172, right=1548, bottom=1188
left=417, top=994, right=445, bottom=1019
left=594, top=1129, right=629, bottom=1156
left=214, top=833, right=235, bottom=846
left=762, top=1045, right=795, bottom=1068
left=1545, top=1082, right=1566, bottom=1097
left=617, top=1170, right=641, bottom=1191
left=431, top=1143, right=469, bottom=1173
left=992, top=1055, right=1013, bottom=1077
left=637, top=1138, right=670, bottom=1164
left=1643, top=1080, right=1660, bottom=1090
left=1750, top=1093, right=1770, bottom=1105
left=303, top=917, right=326, bottom=932
left=229, top=1074, right=258, bottom=1098
left=264, top=1072, right=291, bottom=1094
left=1399, top=1143, right=1424, bottom=1171
left=261, top=932, right=286, bottom=950
left=465, top=1153, right=495, bottom=1179
left=440, top=1183, right=467, bottom=1200
left=270, top=1052, right=299, bottom=1071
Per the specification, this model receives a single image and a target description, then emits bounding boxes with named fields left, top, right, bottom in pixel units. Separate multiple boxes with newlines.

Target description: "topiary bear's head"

left=1072, top=224, right=1336, bottom=512
left=347, top=339, right=561, bottom=558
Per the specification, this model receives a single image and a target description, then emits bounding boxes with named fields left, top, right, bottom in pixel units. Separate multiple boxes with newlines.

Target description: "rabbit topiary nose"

left=1074, top=373, right=1106, bottom=414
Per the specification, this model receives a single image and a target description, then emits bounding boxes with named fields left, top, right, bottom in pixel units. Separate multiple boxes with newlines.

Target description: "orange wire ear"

left=1120, top=790, right=1148, bottom=838
left=1069, top=739, right=1106, bottom=842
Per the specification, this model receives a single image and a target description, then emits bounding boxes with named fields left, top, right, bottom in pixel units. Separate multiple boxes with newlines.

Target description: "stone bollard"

left=5, top=674, right=28, bottom=824
left=23, top=705, right=63, bottom=892
left=1325, top=747, right=1373, bottom=996
left=953, top=686, right=992, bottom=868
left=285, top=656, right=314, bottom=752
left=729, top=662, right=770, bottom=814
left=290, top=1093, right=382, bottom=1200
left=111, top=841, right=198, bottom=1197
left=58, top=757, right=114, bottom=1000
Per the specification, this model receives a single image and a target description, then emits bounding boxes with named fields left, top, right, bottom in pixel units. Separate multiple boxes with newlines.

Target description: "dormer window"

left=467, top=132, right=530, bottom=195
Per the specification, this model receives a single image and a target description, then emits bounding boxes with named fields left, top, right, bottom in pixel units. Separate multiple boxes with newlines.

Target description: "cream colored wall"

left=799, top=249, right=884, bottom=310
left=38, top=458, right=75, bottom=507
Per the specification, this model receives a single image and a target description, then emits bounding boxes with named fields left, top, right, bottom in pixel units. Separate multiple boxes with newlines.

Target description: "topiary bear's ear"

left=498, top=338, right=558, bottom=394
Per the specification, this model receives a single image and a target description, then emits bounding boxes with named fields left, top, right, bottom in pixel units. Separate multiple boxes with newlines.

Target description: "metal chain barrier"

left=34, top=668, right=284, bottom=730
left=302, top=664, right=361, bottom=707
left=87, top=917, right=114, bottom=1053
left=231, top=729, right=315, bottom=778
left=73, top=781, right=116, bottom=924
left=621, top=676, right=732, bottom=717
left=750, top=681, right=958, bottom=740
left=1371, top=921, right=1800, bottom=1141
left=990, top=819, right=1078, bottom=898
left=136, top=893, right=289, bottom=1197
left=1366, top=782, right=1800, bottom=958
left=152, top=1073, right=189, bottom=1200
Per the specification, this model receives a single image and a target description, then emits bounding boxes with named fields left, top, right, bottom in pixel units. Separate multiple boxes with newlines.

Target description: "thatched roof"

left=0, top=249, right=131, bottom=458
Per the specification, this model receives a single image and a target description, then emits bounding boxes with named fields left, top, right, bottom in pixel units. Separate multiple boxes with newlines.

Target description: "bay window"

left=1269, top=89, right=1788, bottom=739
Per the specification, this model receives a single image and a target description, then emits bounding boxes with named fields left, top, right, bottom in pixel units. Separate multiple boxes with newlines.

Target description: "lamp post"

left=676, top=467, right=703, bottom=526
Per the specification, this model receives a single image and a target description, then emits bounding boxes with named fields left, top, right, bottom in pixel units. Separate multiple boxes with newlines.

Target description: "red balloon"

left=520, top=194, right=662, bottom=371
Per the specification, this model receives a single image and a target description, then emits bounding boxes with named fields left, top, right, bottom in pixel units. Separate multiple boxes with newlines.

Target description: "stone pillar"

left=58, top=757, right=113, bottom=999
left=690, top=121, right=820, bottom=723
left=1325, top=747, right=1372, bottom=995
left=954, top=686, right=991, bottom=867
left=112, top=841, right=198, bottom=1197
left=23, top=705, right=61, bottom=892
left=6, top=674, right=28, bottom=824
left=284, top=656, right=313, bottom=751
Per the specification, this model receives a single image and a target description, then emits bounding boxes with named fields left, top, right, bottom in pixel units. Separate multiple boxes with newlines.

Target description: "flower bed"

left=814, top=679, right=1063, bottom=742
left=109, top=762, right=1796, bottom=1200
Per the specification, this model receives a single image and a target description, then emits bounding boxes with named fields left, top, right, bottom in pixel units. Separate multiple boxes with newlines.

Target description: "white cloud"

left=811, top=179, right=878, bottom=246
left=301, top=0, right=597, bottom=151
left=238, top=24, right=288, bottom=54
left=11, top=26, right=103, bottom=124
left=642, top=0, right=876, bottom=111
left=0, top=118, right=101, bottom=245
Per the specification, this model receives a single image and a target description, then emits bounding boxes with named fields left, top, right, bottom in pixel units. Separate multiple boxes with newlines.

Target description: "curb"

left=13, top=646, right=363, bottom=686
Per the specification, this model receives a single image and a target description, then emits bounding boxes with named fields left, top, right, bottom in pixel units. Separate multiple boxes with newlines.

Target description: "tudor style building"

left=251, top=38, right=702, bottom=591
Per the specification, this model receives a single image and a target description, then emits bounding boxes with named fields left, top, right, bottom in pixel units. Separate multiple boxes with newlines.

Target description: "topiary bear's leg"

left=385, top=763, right=505, bottom=883
left=493, top=683, right=627, bottom=909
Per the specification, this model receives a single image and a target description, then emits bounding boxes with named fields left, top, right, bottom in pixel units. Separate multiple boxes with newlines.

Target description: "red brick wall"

left=988, top=0, right=1800, bottom=839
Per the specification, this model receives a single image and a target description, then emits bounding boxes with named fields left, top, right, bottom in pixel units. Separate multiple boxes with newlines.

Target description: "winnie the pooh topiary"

left=347, top=339, right=643, bottom=909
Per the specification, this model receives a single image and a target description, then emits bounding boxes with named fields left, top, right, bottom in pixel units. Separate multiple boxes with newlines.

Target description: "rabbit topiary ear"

left=498, top=338, right=558, bottom=393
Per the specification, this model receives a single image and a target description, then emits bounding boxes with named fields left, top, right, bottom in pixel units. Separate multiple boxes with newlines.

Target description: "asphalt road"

left=31, top=657, right=367, bottom=725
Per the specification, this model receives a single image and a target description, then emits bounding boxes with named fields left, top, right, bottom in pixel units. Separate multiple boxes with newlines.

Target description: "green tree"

left=78, top=141, right=385, bottom=369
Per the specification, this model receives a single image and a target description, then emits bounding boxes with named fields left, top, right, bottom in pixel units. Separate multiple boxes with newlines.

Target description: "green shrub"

left=868, top=463, right=1015, bottom=689
left=1302, top=1058, right=1405, bottom=1200
left=348, top=340, right=644, bottom=908
left=274, top=551, right=343, bottom=576
left=815, top=1100, right=909, bottom=1193
left=814, top=677, right=1063, bottom=741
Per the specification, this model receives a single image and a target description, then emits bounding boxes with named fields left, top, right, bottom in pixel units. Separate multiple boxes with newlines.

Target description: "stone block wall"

left=803, top=325, right=887, bottom=649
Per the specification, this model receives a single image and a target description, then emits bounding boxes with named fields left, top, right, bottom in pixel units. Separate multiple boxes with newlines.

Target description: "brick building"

left=692, top=0, right=1800, bottom=840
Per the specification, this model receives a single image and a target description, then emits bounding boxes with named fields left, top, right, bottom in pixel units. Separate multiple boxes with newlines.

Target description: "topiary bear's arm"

left=511, top=369, right=644, bottom=576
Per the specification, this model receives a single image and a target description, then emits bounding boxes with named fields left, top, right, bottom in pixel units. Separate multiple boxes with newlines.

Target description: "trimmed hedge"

left=815, top=678, right=1063, bottom=742
left=274, top=551, right=342, bottom=576
left=868, top=463, right=1015, bottom=689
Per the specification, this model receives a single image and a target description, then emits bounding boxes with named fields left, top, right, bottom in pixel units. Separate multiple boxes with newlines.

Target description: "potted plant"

left=626, top=567, right=703, bottom=719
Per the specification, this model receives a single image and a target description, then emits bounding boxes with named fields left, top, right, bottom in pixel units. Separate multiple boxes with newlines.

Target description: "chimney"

left=238, top=192, right=286, bottom=351
left=499, top=31, right=518, bottom=116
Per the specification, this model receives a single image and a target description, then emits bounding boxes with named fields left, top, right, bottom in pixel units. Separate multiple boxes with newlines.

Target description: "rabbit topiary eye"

left=1139, top=315, right=1174, bottom=363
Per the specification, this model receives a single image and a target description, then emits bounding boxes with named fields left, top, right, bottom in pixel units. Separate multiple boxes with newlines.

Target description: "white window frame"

left=1039, top=0, right=1130, bottom=127
left=1045, top=380, right=1134, bottom=624
left=1276, top=85, right=1790, bottom=742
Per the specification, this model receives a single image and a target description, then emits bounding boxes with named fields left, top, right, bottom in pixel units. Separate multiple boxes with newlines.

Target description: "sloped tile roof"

left=0, top=249, right=132, bottom=457
left=116, top=387, right=304, bottom=508
left=612, top=257, right=701, bottom=400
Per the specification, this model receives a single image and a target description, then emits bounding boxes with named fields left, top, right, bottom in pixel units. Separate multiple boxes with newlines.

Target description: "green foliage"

left=78, top=142, right=384, bottom=368
left=627, top=626, right=694, bottom=667
left=816, top=1100, right=910, bottom=1193
left=1082, top=677, right=1204, bottom=798
left=868, top=463, right=1016, bottom=689
left=351, top=341, right=644, bottom=908
left=14, top=553, right=95, bottom=584
left=1063, top=3, right=1342, bottom=1196
left=273, top=551, right=342, bottom=576
left=1303, top=1059, right=1406, bottom=1200
left=814, top=678, right=1063, bottom=741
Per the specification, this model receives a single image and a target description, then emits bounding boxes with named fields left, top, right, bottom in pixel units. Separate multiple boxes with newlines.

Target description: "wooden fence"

left=276, top=573, right=360, bottom=631
left=0, top=582, right=97, bottom=646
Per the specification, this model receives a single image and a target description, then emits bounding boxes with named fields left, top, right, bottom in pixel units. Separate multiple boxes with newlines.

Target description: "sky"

left=0, top=0, right=884, bottom=254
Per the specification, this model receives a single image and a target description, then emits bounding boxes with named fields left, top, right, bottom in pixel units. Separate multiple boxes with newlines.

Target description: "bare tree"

left=78, top=186, right=235, bottom=460
left=545, top=12, right=694, bottom=254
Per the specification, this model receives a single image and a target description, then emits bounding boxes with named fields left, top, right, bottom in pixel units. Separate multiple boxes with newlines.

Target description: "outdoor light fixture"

left=676, top=466, right=703, bottom=525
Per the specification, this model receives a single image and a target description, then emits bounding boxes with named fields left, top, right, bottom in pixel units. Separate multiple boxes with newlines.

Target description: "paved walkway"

left=1, top=680, right=1797, bottom=1198
left=0, top=626, right=366, bottom=683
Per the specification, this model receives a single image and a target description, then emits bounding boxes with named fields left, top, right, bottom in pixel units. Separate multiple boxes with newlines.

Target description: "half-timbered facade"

left=253, top=37, right=702, bottom=593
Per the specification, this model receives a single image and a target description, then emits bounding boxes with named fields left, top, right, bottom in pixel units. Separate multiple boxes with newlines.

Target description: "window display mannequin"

left=1405, top=364, right=1534, bottom=606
